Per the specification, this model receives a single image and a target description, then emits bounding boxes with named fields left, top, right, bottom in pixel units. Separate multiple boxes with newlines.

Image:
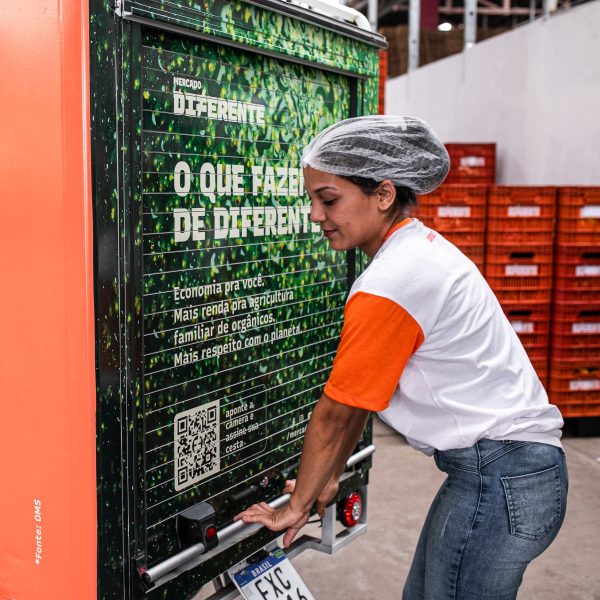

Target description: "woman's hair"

left=343, top=175, right=417, bottom=219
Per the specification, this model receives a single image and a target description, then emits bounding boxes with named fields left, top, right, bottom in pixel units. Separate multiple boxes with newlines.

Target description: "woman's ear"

left=377, top=180, right=396, bottom=212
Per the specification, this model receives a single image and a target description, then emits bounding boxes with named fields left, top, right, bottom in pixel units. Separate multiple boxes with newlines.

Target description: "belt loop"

left=475, top=440, right=482, bottom=472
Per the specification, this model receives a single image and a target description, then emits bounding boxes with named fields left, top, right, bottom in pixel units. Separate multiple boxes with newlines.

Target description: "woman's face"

left=304, top=166, right=396, bottom=258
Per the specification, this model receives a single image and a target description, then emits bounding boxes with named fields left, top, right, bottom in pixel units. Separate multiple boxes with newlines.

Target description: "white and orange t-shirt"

left=325, top=218, right=563, bottom=455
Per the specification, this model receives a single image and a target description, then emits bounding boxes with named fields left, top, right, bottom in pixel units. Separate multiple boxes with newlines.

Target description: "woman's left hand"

left=234, top=502, right=310, bottom=548
left=282, top=477, right=338, bottom=517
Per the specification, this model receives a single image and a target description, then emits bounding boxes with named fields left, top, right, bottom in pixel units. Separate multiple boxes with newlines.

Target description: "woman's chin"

left=325, top=238, right=352, bottom=252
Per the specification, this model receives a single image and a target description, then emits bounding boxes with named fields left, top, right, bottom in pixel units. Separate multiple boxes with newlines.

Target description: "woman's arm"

left=313, top=406, right=370, bottom=517
left=235, top=392, right=368, bottom=547
left=290, top=393, right=368, bottom=513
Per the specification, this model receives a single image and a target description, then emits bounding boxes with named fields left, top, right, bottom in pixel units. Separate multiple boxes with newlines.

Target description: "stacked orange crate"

left=504, top=304, right=552, bottom=383
left=485, top=187, right=557, bottom=385
left=551, top=187, right=600, bottom=417
left=378, top=50, right=388, bottom=115
left=444, top=143, right=496, bottom=185
left=416, top=185, right=487, bottom=270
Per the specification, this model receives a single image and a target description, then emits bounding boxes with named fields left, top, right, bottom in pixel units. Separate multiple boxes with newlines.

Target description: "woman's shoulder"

left=352, top=223, right=487, bottom=329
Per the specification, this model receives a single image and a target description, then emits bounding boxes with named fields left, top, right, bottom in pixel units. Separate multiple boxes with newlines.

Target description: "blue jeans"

left=402, top=440, right=568, bottom=600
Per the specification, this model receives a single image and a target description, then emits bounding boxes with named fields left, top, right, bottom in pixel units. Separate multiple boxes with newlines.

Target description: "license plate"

left=231, top=548, right=315, bottom=600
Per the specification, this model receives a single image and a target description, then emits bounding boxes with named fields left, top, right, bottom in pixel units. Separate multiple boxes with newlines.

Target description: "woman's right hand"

left=234, top=500, right=310, bottom=548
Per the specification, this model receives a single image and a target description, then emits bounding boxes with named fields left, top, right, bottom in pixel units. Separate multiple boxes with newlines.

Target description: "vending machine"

left=0, top=1, right=385, bottom=598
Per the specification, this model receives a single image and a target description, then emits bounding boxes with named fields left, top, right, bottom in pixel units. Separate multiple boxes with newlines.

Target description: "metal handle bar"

left=143, top=444, right=375, bottom=586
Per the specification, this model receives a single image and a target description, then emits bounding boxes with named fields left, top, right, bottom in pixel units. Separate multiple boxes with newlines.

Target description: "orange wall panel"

left=0, top=1, right=96, bottom=599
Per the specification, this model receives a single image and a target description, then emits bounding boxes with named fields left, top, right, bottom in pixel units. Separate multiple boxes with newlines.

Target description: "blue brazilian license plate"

left=231, top=548, right=315, bottom=600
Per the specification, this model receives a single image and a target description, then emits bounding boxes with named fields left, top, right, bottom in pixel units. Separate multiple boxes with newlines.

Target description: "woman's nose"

left=310, top=202, right=325, bottom=223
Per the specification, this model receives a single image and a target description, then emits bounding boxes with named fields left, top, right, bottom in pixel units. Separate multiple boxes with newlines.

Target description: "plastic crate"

left=505, top=302, right=551, bottom=349
left=488, top=186, right=556, bottom=208
left=443, top=231, right=486, bottom=245
left=557, top=204, right=600, bottom=228
left=522, top=344, right=551, bottom=361
left=485, top=246, right=553, bottom=292
left=420, top=185, right=488, bottom=204
left=487, top=187, right=556, bottom=232
left=554, top=274, right=600, bottom=292
left=551, top=302, right=600, bottom=358
left=487, top=244, right=554, bottom=259
left=553, top=288, right=600, bottom=303
left=505, top=301, right=550, bottom=327
left=417, top=186, right=487, bottom=233
left=487, top=230, right=555, bottom=244
left=558, top=186, right=600, bottom=214
left=488, top=216, right=555, bottom=231
left=504, top=301, right=551, bottom=322
left=492, top=289, right=553, bottom=303
left=530, top=357, right=549, bottom=387
left=550, top=393, right=600, bottom=418
left=444, top=143, right=496, bottom=184
left=451, top=242, right=485, bottom=268
left=557, top=187, right=600, bottom=244
left=417, top=212, right=485, bottom=233
left=486, top=261, right=553, bottom=279
left=555, top=245, right=600, bottom=266
left=550, top=340, right=600, bottom=360
left=556, top=230, right=600, bottom=244
left=378, top=49, right=387, bottom=115
left=488, top=278, right=553, bottom=293
left=553, top=245, right=600, bottom=291
left=549, top=358, right=600, bottom=391
left=552, top=302, right=600, bottom=334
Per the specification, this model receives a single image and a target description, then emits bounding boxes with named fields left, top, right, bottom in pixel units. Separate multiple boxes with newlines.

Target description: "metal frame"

left=297, top=483, right=369, bottom=555
left=142, top=445, right=375, bottom=590
left=408, top=0, right=420, bottom=71
left=199, top=486, right=369, bottom=600
left=465, top=0, right=478, bottom=46
left=368, top=0, right=379, bottom=30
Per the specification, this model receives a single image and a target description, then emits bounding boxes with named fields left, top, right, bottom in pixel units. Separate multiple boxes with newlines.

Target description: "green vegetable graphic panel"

left=121, top=0, right=381, bottom=77
left=140, top=30, right=351, bottom=566
left=91, top=0, right=382, bottom=593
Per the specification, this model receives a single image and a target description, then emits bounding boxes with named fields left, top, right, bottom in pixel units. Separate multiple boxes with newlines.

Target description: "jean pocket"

left=501, top=465, right=562, bottom=541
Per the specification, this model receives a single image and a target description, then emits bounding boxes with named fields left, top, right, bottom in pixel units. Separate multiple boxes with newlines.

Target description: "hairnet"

left=301, top=115, right=450, bottom=195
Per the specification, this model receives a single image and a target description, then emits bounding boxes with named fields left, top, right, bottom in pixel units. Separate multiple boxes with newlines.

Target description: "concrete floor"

left=197, top=418, right=600, bottom=599
left=290, top=418, right=600, bottom=599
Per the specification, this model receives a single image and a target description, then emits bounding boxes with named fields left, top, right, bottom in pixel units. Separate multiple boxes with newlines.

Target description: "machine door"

left=120, top=26, right=358, bottom=597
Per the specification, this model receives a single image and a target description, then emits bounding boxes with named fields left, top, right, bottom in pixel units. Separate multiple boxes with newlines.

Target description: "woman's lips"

left=322, top=228, right=337, bottom=238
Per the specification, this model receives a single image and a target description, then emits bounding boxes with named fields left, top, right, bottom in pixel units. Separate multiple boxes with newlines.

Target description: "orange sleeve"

left=324, top=291, right=424, bottom=412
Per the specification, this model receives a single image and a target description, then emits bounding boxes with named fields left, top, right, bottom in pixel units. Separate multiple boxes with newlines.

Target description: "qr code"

left=174, top=400, right=220, bottom=491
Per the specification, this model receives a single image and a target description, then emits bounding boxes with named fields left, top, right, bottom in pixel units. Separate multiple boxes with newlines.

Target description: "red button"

left=205, top=525, right=217, bottom=539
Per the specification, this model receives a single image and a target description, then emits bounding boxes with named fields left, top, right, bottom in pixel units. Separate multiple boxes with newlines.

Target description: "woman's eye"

left=322, top=199, right=337, bottom=207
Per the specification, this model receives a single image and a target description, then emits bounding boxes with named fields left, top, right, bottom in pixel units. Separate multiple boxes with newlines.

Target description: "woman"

left=236, top=116, right=568, bottom=599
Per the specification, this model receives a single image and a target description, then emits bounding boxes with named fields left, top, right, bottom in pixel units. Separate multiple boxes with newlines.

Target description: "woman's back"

left=351, top=218, right=563, bottom=454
